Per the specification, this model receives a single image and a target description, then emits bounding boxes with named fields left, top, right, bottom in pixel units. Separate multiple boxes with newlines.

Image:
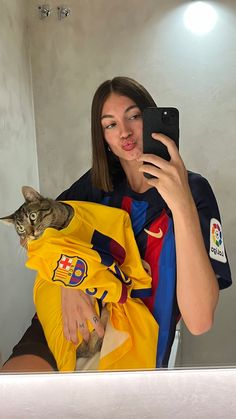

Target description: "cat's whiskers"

left=17, top=242, right=27, bottom=261
left=20, top=237, right=26, bottom=248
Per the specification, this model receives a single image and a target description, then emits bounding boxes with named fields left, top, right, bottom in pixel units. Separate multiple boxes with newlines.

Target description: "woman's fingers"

left=64, top=320, right=89, bottom=345
left=89, top=313, right=105, bottom=338
left=138, top=162, right=161, bottom=179
left=138, top=133, right=189, bottom=211
left=61, top=287, right=104, bottom=346
left=138, top=153, right=169, bottom=170
left=139, top=133, right=181, bottom=166
left=151, top=132, right=180, bottom=160
left=61, top=290, right=89, bottom=344
left=76, top=318, right=90, bottom=343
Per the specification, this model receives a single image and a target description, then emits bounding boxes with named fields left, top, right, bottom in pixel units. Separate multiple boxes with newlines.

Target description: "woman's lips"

left=122, top=141, right=136, bottom=151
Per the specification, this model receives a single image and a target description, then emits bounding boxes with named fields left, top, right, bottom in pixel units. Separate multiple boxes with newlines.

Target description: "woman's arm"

left=138, top=133, right=219, bottom=335
left=1, top=355, right=54, bottom=372
left=171, top=193, right=219, bottom=334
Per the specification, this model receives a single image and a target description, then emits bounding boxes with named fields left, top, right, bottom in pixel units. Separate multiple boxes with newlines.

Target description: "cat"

left=0, top=186, right=107, bottom=359
left=0, top=186, right=74, bottom=246
left=1, top=187, right=157, bottom=371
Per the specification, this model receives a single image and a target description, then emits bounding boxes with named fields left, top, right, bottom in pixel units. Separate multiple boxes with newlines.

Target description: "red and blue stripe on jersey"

left=102, top=193, right=177, bottom=368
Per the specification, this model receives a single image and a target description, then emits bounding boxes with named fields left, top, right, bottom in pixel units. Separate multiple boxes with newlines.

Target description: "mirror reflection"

left=0, top=0, right=235, bottom=372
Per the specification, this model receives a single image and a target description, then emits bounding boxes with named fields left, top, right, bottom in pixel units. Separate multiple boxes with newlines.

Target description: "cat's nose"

left=30, top=227, right=36, bottom=238
left=33, top=230, right=41, bottom=239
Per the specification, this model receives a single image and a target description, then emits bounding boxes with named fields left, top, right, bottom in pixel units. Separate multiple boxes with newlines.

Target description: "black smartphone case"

left=142, top=107, right=179, bottom=178
left=143, top=107, right=179, bottom=158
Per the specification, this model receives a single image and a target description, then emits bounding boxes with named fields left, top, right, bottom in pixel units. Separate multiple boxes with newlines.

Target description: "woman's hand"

left=138, top=133, right=193, bottom=213
left=61, top=287, right=105, bottom=345
left=139, top=133, right=219, bottom=334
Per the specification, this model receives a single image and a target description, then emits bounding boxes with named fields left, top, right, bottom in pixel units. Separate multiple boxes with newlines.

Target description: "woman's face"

left=101, top=93, right=143, bottom=161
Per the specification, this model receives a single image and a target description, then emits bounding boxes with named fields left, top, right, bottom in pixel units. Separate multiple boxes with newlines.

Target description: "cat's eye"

left=29, top=212, right=37, bottom=221
left=17, top=225, right=25, bottom=233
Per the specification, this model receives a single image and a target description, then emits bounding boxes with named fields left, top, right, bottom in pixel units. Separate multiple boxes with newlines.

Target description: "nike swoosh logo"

left=144, top=227, right=163, bottom=239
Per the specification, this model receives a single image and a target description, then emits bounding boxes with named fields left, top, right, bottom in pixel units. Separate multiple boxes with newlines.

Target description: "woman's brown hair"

left=91, top=76, right=157, bottom=191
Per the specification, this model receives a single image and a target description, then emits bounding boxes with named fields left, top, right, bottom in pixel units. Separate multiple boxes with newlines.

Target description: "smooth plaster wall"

left=28, top=0, right=236, bottom=367
left=0, top=0, right=39, bottom=363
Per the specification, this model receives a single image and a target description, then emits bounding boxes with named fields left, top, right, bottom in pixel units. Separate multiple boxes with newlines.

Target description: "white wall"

left=0, top=0, right=39, bottom=364
left=28, top=0, right=236, bottom=367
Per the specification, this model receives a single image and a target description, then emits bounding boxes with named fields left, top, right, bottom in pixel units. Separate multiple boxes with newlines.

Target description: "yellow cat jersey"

left=26, top=201, right=158, bottom=371
left=26, top=201, right=152, bottom=302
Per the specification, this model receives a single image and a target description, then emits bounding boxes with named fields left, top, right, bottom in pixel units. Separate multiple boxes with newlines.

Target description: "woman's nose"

left=120, top=123, right=132, bottom=139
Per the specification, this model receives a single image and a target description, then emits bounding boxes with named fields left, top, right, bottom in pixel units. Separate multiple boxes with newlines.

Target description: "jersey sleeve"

left=26, top=236, right=131, bottom=304
left=26, top=249, right=129, bottom=304
left=188, top=172, right=232, bottom=290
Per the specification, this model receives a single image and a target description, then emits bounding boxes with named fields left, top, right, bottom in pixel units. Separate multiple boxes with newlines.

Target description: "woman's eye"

left=129, top=113, right=142, bottom=120
left=105, top=122, right=116, bottom=129
left=29, top=212, right=37, bottom=221
left=18, top=225, right=25, bottom=233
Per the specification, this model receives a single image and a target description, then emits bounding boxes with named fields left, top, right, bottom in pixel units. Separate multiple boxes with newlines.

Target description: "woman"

left=2, top=76, right=232, bottom=371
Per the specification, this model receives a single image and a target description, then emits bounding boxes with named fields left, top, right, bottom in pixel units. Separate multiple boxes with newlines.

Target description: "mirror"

left=0, top=0, right=235, bottom=371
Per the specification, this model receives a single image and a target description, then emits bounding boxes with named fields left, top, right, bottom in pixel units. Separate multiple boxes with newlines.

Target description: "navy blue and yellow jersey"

left=58, top=169, right=232, bottom=367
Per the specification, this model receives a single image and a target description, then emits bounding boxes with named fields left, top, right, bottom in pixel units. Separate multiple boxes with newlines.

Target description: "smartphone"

left=142, top=107, right=179, bottom=178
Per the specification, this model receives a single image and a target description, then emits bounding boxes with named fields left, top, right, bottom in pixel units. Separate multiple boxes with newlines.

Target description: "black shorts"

left=5, top=314, right=58, bottom=370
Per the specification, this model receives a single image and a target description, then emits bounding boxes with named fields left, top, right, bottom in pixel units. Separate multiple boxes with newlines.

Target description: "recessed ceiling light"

left=183, top=2, right=218, bottom=36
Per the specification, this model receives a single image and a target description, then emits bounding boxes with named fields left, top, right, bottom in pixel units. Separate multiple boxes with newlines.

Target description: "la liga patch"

left=52, top=254, right=88, bottom=286
left=209, top=218, right=227, bottom=263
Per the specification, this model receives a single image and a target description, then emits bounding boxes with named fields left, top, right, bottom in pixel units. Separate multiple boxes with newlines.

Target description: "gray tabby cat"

left=0, top=186, right=107, bottom=359
left=0, top=186, right=74, bottom=245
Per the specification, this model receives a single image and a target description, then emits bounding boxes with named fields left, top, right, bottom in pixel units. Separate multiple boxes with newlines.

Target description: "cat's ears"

left=22, top=186, right=43, bottom=202
left=0, top=187, right=43, bottom=225
left=0, top=214, right=15, bottom=225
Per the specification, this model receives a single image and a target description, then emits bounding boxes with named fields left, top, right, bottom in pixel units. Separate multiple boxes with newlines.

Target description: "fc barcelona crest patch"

left=52, top=254, right=88, bottom=287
